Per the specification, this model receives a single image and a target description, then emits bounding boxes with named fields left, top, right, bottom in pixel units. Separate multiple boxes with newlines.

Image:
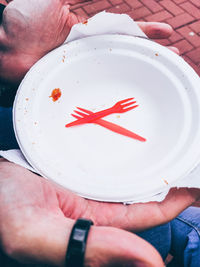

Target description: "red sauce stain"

left=49, top=88, right=62, bottom=102
left=83, top=20, right=88, bottom=25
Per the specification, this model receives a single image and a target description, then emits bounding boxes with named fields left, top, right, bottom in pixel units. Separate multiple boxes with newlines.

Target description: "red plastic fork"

left=71, top=110, right=146, bottom=142
left=65, top=98, right=138, bottom=127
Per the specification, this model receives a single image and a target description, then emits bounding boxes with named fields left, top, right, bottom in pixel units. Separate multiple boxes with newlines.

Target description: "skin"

left=0, top=158, right=164, bottom=267
left=0, top=0, right=179, bottom=84
left=0, top=0, right=198, bottom=266
left=0, top=160, right=199, bottom=267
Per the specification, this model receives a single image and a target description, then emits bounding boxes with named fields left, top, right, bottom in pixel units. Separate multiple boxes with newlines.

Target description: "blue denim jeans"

left=169, top=207, right=200, bottom=267
left=0, top=106, right=200, bottom=266
left=0, top=107, right=19, bottom=150
left=138, top=207, right=200, bottom=266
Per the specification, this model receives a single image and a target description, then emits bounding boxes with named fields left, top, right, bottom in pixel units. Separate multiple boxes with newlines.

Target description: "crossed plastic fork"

left=65, top=98, right=146, bottom=142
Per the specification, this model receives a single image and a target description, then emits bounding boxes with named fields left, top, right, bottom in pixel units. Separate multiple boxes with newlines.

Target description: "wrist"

left=1, top=213, right=74, bottom=266
left=33, top=216, right=74, bottom=266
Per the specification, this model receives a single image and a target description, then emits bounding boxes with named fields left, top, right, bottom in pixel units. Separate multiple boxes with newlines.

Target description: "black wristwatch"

left=65, top=218, right=93, bottom=267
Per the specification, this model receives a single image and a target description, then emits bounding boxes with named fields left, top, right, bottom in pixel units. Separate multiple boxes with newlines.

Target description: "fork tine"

left=71, top=114, right=82, bottom=119
left=117, top=97, right=134, bottom=104
left=76, top=107, right=93, bottom=115
left=122, top=101, right=137, bottom=108
left=73, top=110, right=88, bottom=117
left=123, top=104, right=139, bottom=112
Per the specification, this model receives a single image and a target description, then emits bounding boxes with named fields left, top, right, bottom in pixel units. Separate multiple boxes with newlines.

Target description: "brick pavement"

left=71, top=0, right=200, bottom=77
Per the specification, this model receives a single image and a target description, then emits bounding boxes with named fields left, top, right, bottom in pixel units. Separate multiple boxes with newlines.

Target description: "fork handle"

left=94, top=119, right=146, bottom=142
left=66, top=107, right=114, bottom=127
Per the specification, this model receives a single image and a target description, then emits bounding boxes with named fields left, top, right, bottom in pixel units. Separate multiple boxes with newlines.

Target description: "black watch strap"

left=65, top=218, right=93, bottom=267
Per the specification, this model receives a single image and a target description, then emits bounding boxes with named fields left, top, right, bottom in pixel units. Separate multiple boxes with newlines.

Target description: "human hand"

left=0, top=159, right=164, bottom=266
left=0, top=0, right=83, bottom=83
left=0, top=0, right=178, bottom=84
left=0, top=159, right=199, bottom=266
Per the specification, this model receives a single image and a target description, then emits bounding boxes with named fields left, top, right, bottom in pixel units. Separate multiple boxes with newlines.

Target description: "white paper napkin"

left=1, top=11, right=199, bottom=203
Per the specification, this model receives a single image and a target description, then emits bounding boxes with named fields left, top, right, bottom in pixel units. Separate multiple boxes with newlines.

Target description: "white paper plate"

left=13, top=34, right=200, bottom=202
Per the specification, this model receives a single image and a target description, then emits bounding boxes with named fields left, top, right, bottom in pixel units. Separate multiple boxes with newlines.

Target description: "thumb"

left=85, top=226, right=164, bottom=267
left=66, top=9, right=85, bottom=33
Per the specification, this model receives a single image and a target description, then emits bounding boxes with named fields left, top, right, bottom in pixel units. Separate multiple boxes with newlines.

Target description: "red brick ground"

left=71, top=0, right=200, bottom=77
left=0, top=0, right=199, bottom=76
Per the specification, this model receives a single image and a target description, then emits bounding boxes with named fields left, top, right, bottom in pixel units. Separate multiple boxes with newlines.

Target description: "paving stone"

left=140, top=0, right=163, bottom=12
left=189, top=21, right=200, bottom=33
left=145, top=10, right=173, bottom=22
left=190, top=0, right=200, bottom=8
left=166, top=13, right=195, bottom=29
left=177, top=25, right=200, bottom=47
left=83, top=0, right=111, bottom=15
left=180, top=2, right=200, bottom=19
left=72, top=7, right=89, bottom=18
left=172, top=0, right=186, bottom=4
left=109, top=0, right=123, bottom=5
left=128, top=6, right=152, bottom=20
left=160, top=0, right=184, bottom=16
left=124, top=0, right=142, bottom=9
left=169, top=31, right=183, bottom=43
left=173, top=39, right=194, bottom=54
left=106, top=3, right=131, bottom=14
left=186, top=47, right=200, bottom=64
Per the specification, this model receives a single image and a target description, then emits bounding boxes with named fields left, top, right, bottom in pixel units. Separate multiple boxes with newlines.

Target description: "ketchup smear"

left=49, top=88, right=61, bottom=102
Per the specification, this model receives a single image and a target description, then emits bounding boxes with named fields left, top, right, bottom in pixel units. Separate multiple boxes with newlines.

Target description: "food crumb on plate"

left=83, top=20, right=88, bottom=25
left=163, top=179, right=169, bottom=185
left=62, top=55, right=66, bottom=63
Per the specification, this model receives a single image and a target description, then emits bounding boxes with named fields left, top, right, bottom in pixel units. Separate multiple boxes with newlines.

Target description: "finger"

left=137, top=22, right=173, bottom=39
left=124, top=188, right=200, bottom=232
left=168, top=46, right=180, bottom=55
left=67, top=10, right=85, bottom=29
left=86, top=226, right=164, bottom=267
left=54, top=178, right=200, bottom=231
left=82, top=187, right=200, bottom=232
